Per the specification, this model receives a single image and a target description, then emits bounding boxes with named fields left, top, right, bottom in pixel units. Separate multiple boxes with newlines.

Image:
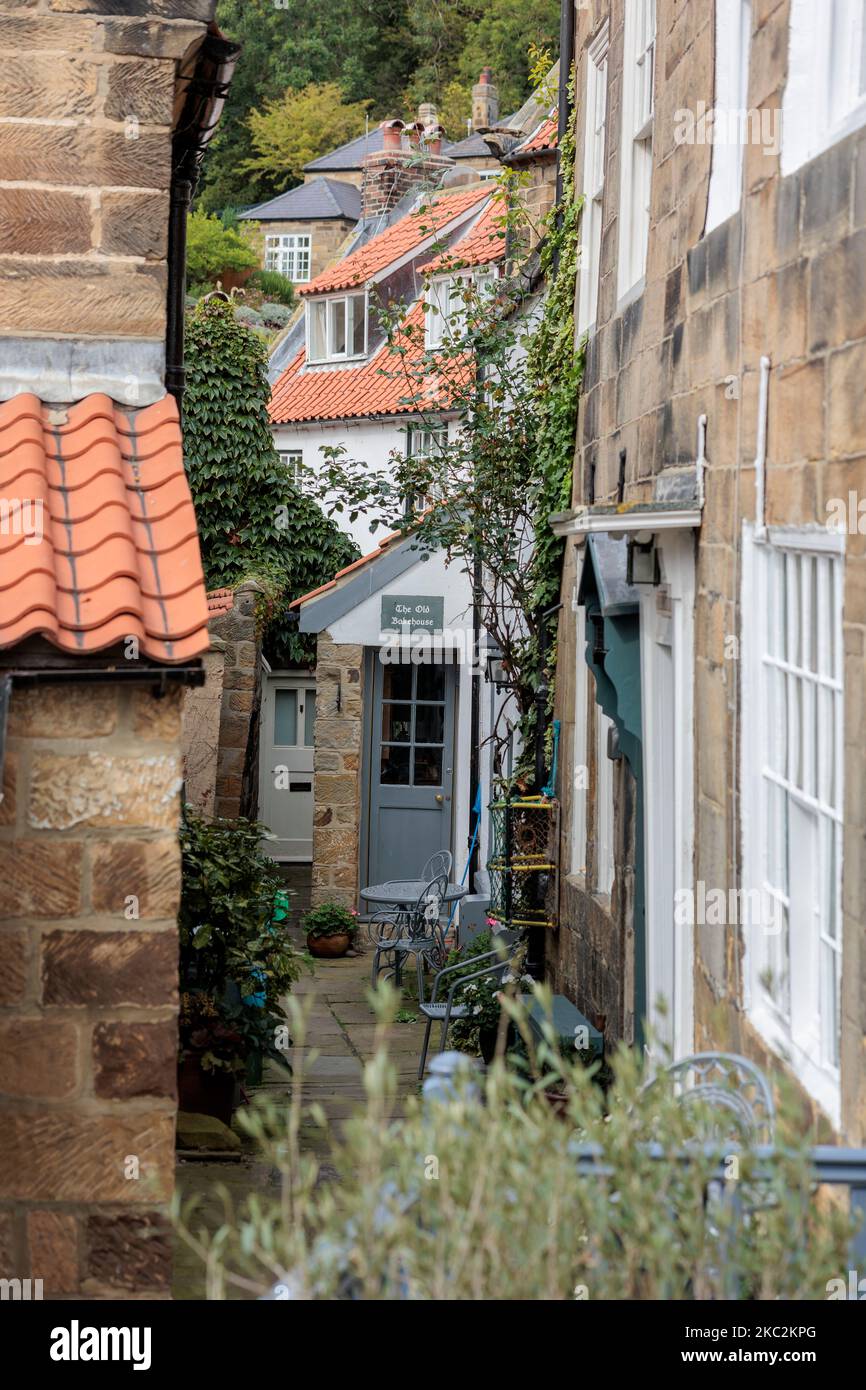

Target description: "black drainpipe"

left=165, top=27, right=241, bottom=412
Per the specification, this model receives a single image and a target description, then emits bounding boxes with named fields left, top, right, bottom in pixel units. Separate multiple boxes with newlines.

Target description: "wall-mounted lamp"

left=627, top=535, right=660, bottom=586
left=484, top=643, right=515, bottom=691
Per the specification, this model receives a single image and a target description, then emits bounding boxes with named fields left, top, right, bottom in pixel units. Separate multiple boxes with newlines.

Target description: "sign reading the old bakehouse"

left=380, top=595, right=444, bottom=633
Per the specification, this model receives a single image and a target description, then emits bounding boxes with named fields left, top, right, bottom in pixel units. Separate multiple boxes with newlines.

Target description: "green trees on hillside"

left=199, top=0, right=559, bottom=211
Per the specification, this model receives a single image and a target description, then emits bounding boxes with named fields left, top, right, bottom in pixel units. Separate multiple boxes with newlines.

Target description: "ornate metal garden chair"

left=417, top=936, right=522, bottom=1079
left=662, top=1052, right=776, bottom=1145
left=368, top=872, right=450, bottom=992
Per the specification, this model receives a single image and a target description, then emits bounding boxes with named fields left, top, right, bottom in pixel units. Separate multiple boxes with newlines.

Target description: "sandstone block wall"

left=551, top=0, right=866, bottom=1137
left=0, top=680, right=183, bottom=1297
left=310, top=632, right=364, bottom=909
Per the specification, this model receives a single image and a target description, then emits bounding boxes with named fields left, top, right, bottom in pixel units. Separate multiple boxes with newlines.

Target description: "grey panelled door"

left=368, top=658, right=456, bottom=884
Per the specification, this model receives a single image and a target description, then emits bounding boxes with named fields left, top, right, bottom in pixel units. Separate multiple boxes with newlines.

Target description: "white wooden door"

left=259, top=673, right=316, bottom=860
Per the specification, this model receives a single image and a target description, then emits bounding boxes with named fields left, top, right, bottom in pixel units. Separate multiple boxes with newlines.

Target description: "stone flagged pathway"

left=173, top=934, right=429, bottom=1298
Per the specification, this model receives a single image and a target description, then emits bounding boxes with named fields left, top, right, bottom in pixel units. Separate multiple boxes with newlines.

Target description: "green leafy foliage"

left=186, top=209, right=259, bottom=288
left=182, top=296, right=358, bottom=666
left=247, top=269, right=297, bottom=306
left=199, top=0, right=415, bottom=210
left=176, top=989, right=854, bottom=1300
left=178, top=809, right=305, bottom=1070
left=198, top=0, right=559, bottom=212
left=242, top=83, right=372, bottom=193
left=315, top=125, right=581, bottom=786
left=301, top=901, right=360, bottom=939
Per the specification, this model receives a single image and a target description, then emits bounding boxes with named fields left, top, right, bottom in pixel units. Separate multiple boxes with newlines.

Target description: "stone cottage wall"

left=310, top=632, right=364, bottom=909
left=0, top=0, right=217, bottom=403
left=0, top=681, right=183, bottom=1297
left=207, top=582, right=263, bottom=822
left=181, top=639, right=226, bottom=818
left=552, top=0, right=866, bottom=1138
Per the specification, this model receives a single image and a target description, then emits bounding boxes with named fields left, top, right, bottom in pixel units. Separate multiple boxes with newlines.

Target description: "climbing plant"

left=316, top=75, right=582, bottom=788
left=183, top=296, right=358, bottom=666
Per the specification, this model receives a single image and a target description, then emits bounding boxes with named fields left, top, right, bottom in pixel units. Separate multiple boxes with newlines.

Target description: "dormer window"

left=307, top=291, right=367, bottom=363
left=425, top=271, right=496, bottom=349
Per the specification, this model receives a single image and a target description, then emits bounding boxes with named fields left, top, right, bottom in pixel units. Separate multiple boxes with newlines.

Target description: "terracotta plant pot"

left=307, top=931, right=351, bottom=958
left=177, top=1055, right=237, bottom=1126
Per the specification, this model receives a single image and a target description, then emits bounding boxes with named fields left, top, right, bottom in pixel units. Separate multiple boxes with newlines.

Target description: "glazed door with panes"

left=367, top=659, right=456, bottom=884
left=259, top=674, right=316, bottom=860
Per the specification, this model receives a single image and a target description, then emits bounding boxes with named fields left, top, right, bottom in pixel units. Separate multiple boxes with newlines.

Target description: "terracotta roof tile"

left=419, top=198, right=507, bottom=274
left=269, top=304, right=468, bottom=425
left=299, top=185, right=490, bottom=296
left=206, top=587, right=234, bottom=616
left=513, top=112, right=558, bottom=155
left=0, top=392, right=209, bottom=663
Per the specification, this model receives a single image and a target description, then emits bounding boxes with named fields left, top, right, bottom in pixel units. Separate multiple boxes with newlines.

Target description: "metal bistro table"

left=360, top=880, right=469, bottom=910
left=360, top=880, right=470, bottom=976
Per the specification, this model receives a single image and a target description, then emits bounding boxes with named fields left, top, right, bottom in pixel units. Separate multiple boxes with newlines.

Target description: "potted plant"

left=302, top=901, right=358, bottom=958
left=178, top=809, right=305, bottom=1115
left=450, top=972, right=506, bottom=1063
left=178, top=992, right=247, bottom=1125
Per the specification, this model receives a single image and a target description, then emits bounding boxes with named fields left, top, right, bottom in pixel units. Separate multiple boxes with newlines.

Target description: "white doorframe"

left=639, top=531, right=695, bottom=1059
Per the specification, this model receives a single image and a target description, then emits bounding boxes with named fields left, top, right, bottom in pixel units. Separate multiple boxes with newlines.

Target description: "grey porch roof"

left=239, top=176, right=361, bottom=223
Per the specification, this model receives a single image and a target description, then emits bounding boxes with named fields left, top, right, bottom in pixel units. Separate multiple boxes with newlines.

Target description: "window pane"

left=416, top=664, right=446, bottom=701
left=381, top=703, right=412, bottom=742
left=380, top=745, right=410, bottom=784
left=765, top=779, right=788, bottom=896
left=382, top=665, right=413, bottom=701
left=309, top=301, right=326, bottom=360
left=414, top=705, right=444, bottom=744
left=350, top=294, right=366, bottom=354
left=330, top=298, right=347, bottom=356
left=413, top=746, right=442, bottom=785
left=274, top=689, right=297, bottom=744
left=304, top=691, right=316, bottom=746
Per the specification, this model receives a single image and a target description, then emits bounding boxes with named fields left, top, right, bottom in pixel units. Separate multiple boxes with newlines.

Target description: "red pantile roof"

left=269, top=305, right=467, bottom=425
left=206, top=587, right=234, bottom=616
left=299, top=185, right=490, bottom=296
left=0, top=392, right=209, bottom=663
left=419, top=198, right=507, bottom=274
left=514, top=112, right=558, bottom=155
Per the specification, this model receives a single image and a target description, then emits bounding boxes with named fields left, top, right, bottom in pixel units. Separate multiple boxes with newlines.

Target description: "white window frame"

left=595, top=705, right=615, bottom=897
left=571, top=597, right=589, bottom=876
left=617, top=0, right=656, bottom=299
left=306, top=291, right=367, bottom=364
left=424, top=270, right=496, bottom=349
left=264, top=233, right=311, bottom=283
left=782, top=0, right=866, bottom=174
left=741, top=524, right=845, bottom=1126
left=406, top=423, right=448, bottom=512
left=705, top=0, right=752, bottom=234
left=577, top=22, right=609, bottom=335
left=279, top=449, right=305, bottom=489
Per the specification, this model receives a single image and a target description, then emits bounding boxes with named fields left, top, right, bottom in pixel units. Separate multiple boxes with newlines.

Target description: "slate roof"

left=239, top=177, right=361, bottom=224
left=303, top=127, right=385, bottom=173
left=0, top=392, right=209, bottom=662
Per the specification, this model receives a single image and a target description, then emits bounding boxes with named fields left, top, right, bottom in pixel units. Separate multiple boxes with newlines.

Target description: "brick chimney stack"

left=361, top=118, right=454, bottom=219
left=472, top=67, right=499, bottom=131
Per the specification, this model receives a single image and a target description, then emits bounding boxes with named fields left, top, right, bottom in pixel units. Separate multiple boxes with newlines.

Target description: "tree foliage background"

left=199, top=0, right=560, bottom=211
left=183, top=297, right=358, bottom=667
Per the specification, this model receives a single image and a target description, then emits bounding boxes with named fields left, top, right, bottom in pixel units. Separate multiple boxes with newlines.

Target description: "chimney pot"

left=423, top=123, right=445, bottom=156
left=406, top=121, right=424, bottom=149
left=380, top=118, right=405, bottom=151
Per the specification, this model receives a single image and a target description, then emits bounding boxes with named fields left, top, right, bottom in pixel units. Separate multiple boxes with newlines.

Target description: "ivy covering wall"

left=183, top=296, right=358, bottom=667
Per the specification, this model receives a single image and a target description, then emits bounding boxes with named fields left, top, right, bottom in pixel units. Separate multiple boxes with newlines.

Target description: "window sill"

left=614, top=275, right=645, bottom=319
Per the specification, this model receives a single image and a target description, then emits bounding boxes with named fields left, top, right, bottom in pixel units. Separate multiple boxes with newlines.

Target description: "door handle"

left=435, top=793, right=444, bottom=804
